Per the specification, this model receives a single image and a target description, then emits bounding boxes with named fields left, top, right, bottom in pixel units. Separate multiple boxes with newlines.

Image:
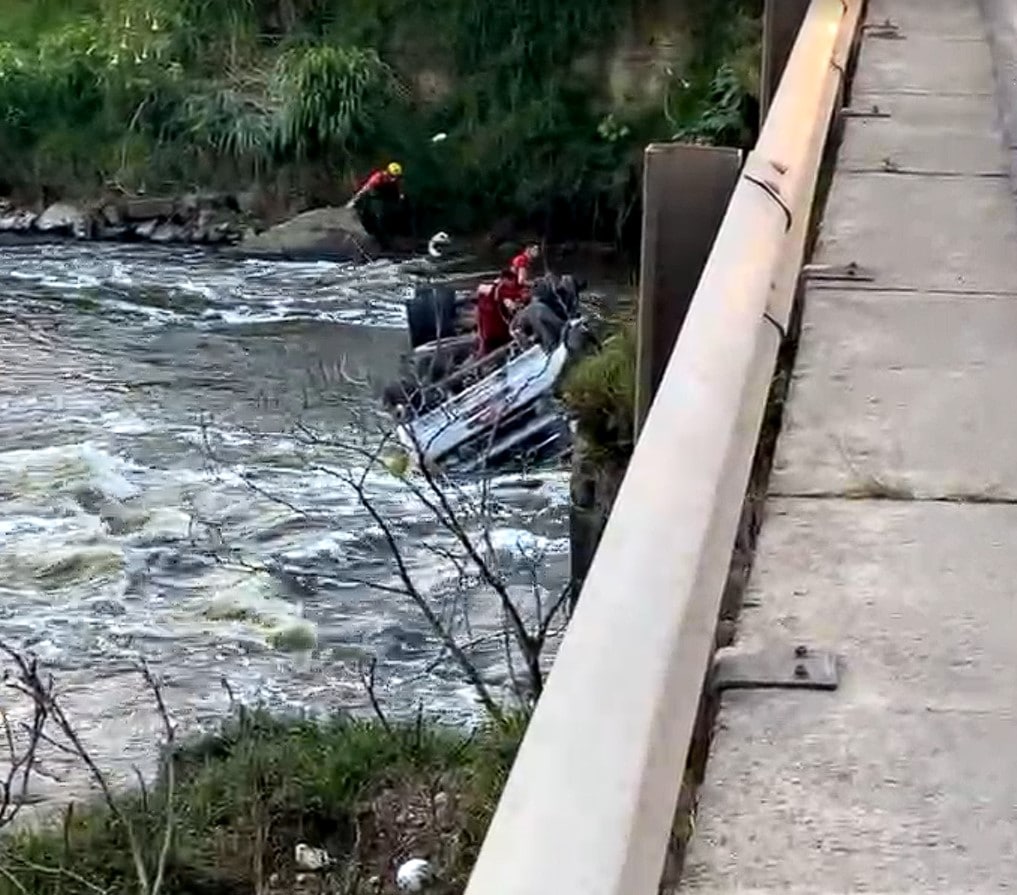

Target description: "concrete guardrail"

left=464, top=1, right=864, bottom=894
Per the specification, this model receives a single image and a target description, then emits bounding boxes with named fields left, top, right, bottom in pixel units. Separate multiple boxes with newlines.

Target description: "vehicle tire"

left=406, top=284, right=458, bottom=348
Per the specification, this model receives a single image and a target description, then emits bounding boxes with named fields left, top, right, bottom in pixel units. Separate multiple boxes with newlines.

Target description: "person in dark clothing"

left=511, top=274, right=584, bottom=353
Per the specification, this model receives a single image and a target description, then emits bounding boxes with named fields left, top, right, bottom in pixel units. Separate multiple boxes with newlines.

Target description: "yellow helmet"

left=387, top=161, right=403, bottom=177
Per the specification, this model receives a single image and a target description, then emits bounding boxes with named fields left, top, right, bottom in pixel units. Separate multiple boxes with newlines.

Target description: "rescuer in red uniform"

left=475, top=270, right=529, bottom=356
left=510, top=242, right=541, bottom=289
left=345, top=161, right=404, bottom=247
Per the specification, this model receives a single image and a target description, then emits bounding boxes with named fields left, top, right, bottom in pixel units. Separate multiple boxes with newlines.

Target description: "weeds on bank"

left=0, top=647, right=524, bottom=895
left=561, top=319, right=636, bottom=465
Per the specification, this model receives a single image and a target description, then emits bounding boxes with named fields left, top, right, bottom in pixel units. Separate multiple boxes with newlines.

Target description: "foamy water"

left=0, top=241, right=572, bottom=802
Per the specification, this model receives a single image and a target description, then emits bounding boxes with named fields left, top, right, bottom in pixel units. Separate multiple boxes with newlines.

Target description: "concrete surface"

left=853, top=34, right=994, bottom=96
left=772, top=290, right=1017, bottom=498
left=838, top=93, right=1005, bottom=174
left=683, top=1, right=1017, bottom=891
left=981, top=0, right=1017, bottom=191
left=684, top=500, right=1017, bottom=894
left=815, top=172, right=1017, bottom=293
left=866, top=0, right=985, bottom=36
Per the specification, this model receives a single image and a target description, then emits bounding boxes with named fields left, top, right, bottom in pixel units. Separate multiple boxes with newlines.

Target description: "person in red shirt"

left=510, top=243, right=541, bottom=289
left=346, top=161, right=404, bottom=207
left=475, top=270, right=529, bottom=356
left=345, top=162, right=404, bottom=247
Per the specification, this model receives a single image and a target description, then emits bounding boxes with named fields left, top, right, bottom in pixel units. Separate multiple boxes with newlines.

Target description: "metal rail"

left=462, top=1, right=863, bottom=894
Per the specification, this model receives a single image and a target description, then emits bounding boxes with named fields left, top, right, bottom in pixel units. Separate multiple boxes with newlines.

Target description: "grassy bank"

left=0, top=706, right=524, bottom=895
left=0, top=0, right=761, bottom=242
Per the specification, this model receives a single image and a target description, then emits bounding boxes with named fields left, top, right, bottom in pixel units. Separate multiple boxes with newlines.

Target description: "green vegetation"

left=0, top=706, right=524, bottom=895
left=561, top=318, right=637, bottom=464
left=0, top=0, right=761, bottom=239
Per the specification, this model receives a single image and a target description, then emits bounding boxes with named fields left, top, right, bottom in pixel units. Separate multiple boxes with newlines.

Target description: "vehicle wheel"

left=406, top=284, right=458, bottom=349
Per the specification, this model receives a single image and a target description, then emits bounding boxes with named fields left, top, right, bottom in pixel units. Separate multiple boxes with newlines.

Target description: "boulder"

left=35, top=203, right=94, bottom=239
left=123, top=197, right=175, bottom=221
left=150, top=222, right=187, bottom=243
left=237, top=206, right=379, bottom=262
left=134, top=219, right=159, bottom=240
left=236, top=188, right=263, bottom=216
left=0, top=209, right=38, bottom=233
left=190, top=209, right=241, bottom=245
left=97, top=224, right=130, bottom=241
left=99, top=202, right=124, bottom=227
left=190, top=209, right=214, bottom=243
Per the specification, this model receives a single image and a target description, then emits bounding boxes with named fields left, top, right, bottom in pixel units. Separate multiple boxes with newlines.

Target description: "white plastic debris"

left=295, top=842, right=334, bottom=871
left=396, top=857, right=433, bottom=892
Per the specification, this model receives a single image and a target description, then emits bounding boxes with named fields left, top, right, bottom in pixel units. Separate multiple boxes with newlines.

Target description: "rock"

left=35, top=202, right=94, bottom=239
left=0, top=209, right=38, bottom=232
left=123, top=197, right=175, bottom=221
left=175, top=193, right=200, bottom=219
left=150, top=222, right=187, bottom=244
left=236, top=188, right=263, bottom=216
left=100, top=202, right=124, bottom=227
left=189, top=208, right=241, bottom=245
left=208, top=222, right=239, bottom=245
left=97, top=224, right=130, bottom=241
left=190, top=209, right=214, bottom=243
left=237, top=205, right=379, bottom=262
left=134, top=219, right=159, bottom=240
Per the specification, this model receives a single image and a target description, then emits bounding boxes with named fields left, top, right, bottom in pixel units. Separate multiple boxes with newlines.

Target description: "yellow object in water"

left=384, top=449, right=410, bottom=478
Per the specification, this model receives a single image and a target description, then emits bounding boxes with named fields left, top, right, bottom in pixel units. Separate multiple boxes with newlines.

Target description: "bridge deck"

left=682, top=0, right=1017, bottom=891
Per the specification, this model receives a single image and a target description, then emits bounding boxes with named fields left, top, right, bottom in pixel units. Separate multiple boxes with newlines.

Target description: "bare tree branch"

left=0, top=656, right=49, bottom=831
left=5, top=857, right=110, bottom=895
left=357, top=659, right=393, bottom=737
left=0, top=643, right=177, bottom=895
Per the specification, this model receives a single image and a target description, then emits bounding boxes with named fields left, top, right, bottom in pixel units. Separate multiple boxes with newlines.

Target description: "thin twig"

left=6, top=858, right=109, bottom=895
left=0, top=864, right=28, bottom=895
left=140, top=662, right=176, bottom=895
left=357, top=659, right=393, bottom=737
left=0, top=642, right=178, bottom=895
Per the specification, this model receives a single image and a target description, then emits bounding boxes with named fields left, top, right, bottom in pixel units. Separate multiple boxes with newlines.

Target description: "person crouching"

left=475, top=269, right=528, bottom=356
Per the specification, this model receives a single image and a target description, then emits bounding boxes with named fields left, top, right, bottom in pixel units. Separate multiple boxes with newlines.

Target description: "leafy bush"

left=273, top=45, right=398, bottom=158
left=561, top=319, right=637, bottom=463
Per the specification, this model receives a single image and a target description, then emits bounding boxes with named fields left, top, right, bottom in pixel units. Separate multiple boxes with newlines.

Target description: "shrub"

left=561, top=319, right=637, bottom=464
left=273, top=45, right=398, bottom=159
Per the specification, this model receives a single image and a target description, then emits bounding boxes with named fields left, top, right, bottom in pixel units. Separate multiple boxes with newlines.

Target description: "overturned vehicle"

left=383, top=274, right=599, bottom=471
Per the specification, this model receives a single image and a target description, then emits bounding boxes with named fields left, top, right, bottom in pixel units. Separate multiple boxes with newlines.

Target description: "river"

left=0, top=241, right=596, bottom=803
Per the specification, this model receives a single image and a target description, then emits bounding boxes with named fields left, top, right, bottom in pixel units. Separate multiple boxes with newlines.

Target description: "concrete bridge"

left=465, top=0, right=1017, bottom=892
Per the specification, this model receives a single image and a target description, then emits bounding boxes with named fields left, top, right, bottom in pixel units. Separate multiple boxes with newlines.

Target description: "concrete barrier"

left=463, top=2, right=863, bottom=894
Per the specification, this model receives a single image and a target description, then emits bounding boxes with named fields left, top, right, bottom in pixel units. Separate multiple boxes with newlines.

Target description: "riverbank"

left=0, top=191, right=641, bottom=276
left=0, top=700, right=524, bottom=895
left=0, top=194, right=248, bottom=246
left=0, top=0, right=760, bottom=248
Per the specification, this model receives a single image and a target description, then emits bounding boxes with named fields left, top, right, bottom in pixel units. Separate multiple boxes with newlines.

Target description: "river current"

left=0, top=242, right=577, bottom=802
